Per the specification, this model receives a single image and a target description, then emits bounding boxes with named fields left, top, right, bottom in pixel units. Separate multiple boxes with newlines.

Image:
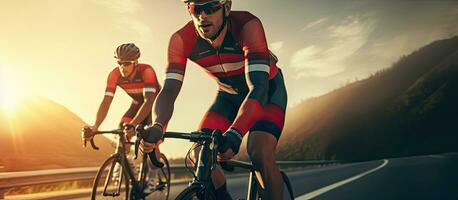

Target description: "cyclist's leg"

left=247, top=70, right=287, bottom=200
left=195, top=91, right=240, bottom=199
left=136, top=107, right=161, bottom=187
left=247, top=130, right=282, bottom=200
left=114, top=101, right=138, bottom=183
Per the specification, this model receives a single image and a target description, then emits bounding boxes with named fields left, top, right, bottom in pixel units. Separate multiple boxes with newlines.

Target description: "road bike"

left=137, top=128, right=294, bottom=200
left=82, top=128, right=170, bottom=200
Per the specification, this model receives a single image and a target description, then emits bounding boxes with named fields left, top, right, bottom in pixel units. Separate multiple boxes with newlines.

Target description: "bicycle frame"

left=193, top=135, right=214, bottom=185
left=224, top=160, right=264, bottom=200
left=112, top=135, right=140, bottom=195
left=141, top=129, right=294, bottom=200
left=160, top=131, right=264, bottom=199
left=89, top=130, right=148, bottom=198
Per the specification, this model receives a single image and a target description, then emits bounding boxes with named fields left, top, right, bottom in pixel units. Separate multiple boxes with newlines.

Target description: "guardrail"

left=0, top=160, right=339, bottom=198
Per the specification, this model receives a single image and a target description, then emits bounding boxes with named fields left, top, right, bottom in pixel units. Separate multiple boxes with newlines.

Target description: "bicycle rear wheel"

left=146, top=153, right=171, bottom=200
left=91, top=155, right=130, bottom=200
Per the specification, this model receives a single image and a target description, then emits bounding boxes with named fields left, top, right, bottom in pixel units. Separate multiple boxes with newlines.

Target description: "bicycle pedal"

left=155, top=182, right=166, bottom=190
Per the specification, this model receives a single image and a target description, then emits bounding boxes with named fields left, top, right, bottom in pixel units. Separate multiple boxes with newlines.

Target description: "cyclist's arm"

left=153, top=32, right=187, bottom=127
left=94, top=72, right=118, bottom=128
left=230, top=18, right=270, bottom=136
left=130, top=93, right=156, bottom=126
left=130, top=67, right=161, bottom=126
left=93, top=96, right=113, bottom=128
left=153, top=79, right=182, bottom=126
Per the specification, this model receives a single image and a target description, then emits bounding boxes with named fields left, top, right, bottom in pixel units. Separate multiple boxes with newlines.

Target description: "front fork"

left=194, top=142, right=212, bottom=183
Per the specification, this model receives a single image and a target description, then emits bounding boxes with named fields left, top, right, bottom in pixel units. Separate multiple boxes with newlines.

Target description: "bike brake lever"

left=90, top=139, right=99, bottom=150
left=211, top=129, right=223, bottom=171
left=211, top=141, right=218, bottom=171
left=134, top=133, right=141, bottom=159
left=82, top=127, right=92, bottom=148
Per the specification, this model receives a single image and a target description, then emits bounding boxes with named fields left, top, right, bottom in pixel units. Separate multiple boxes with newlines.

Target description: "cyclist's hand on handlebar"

left=123, top=123, right=135, bottom=139
left=218, top=128, right=243, bottom=161
left=141, top=124, right=163, bottom=153
left=82, top=125, right=97, bottom=141
left=140, top=138, right=162, bottom=153
left=82, top=125, right=98, bottom=148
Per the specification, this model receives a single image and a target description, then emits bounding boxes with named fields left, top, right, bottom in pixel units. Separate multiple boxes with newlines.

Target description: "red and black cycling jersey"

left=166, top=11, right=279, bottom=93
left=105, top=63, right=161, bottom=123
left=166, top=11, right=286, bottom=136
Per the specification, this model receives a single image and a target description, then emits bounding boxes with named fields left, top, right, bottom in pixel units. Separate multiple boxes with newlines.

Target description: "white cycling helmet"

left=182, top=0, right=229, bottom=5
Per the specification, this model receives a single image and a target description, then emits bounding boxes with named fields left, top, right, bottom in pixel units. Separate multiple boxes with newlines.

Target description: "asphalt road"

left=6, top=153, right=458, bottom=200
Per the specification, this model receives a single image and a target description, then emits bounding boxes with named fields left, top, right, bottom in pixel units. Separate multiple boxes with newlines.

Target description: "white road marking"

left=297, top=159, right=389, bottom=200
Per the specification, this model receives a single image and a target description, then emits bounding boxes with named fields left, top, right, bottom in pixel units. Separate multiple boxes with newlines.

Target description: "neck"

left=206, top=23, right=227, bottom=49
left=126, top=65, right=137, bottom=80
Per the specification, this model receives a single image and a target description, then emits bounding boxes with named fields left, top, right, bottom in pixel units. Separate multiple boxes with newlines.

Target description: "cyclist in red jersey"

left=142, top=1, right=287, bottom=199
left=83, top=43, right=162, bottom=190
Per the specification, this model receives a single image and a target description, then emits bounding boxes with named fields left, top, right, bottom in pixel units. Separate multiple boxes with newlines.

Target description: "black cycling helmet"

left=114, top=43, right=140, bottom=61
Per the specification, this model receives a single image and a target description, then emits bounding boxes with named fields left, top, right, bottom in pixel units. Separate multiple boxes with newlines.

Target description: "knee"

left=248, top=148, right=274, bottom=168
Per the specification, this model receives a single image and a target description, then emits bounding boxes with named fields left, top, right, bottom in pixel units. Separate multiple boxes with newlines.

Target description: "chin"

left=203, top=32, right=217, bottom=40
left=199, top=30, right=214, bottom=39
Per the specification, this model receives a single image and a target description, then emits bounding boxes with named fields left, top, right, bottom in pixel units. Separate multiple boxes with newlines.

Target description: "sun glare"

left=1, top=87, right=20, bottom=116
left=0, top=66, right=28, bottom=117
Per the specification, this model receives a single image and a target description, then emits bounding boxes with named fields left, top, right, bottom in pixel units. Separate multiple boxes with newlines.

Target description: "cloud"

left=302, top=18, right=328, bottom=31
left=91, top=0, right=152, bottom=42
left=118, top=19, right=154, bottom=42
left=92, top=0, right=141, bottom=13
left=291, top=15, right=376, bottom=78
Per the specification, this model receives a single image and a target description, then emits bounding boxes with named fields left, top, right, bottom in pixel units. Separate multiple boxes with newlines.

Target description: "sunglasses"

left=188, top=2, right=223, bottom=16
left=117, top=61, right=135, bottom=66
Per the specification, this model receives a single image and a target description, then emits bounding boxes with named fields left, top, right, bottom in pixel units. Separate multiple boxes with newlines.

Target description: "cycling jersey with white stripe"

left=105, top=63, right=160, bottom=124
left=166, top=11, right=287, bottom=138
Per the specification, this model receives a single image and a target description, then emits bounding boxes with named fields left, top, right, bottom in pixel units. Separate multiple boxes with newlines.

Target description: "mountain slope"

left=277, top=36, right=458, bottom=161
left=0, top=97, right=114, bottom=172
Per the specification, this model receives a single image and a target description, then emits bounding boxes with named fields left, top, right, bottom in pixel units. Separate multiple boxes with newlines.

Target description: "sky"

left=0, top=0, right=457, bottom=158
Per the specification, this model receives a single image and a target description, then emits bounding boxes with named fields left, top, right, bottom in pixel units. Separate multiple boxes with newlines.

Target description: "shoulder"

left=229, top=11, right=259, bottom=27
left=170, top=21, right=197, bottom=56
left=137, top=63, right=156, bottom=73
left=106, top=67, right=120, bottom=85
left=174, top=21, right=196, bottom=41
left=108, top=67, right=120, bottom=77
left=229, top=11, right=262, bottom=40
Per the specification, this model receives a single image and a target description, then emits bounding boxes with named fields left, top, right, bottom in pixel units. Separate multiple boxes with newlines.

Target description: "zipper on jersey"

left=216, top=50, right=226, bottom=75
left=216, top=49, right=238, bottom=93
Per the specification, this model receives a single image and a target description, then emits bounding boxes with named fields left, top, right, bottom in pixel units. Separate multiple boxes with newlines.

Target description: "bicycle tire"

left=175, top=185, right=202, bottom=200
left=91, top=155, right=130, bottom=200
left=175, top=182, right=217, bottom=200
left=281, top=171, right=295, bottom=200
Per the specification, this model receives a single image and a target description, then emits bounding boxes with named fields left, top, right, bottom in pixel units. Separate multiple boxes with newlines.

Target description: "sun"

left=1, top=87, right=20, bottom=116
left=1, top=84, right=20, bottom=117
left=0, top=68, right=27, bottom=117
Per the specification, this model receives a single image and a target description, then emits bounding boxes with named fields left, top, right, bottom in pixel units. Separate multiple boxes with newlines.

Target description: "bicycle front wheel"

left=175, top=182, right=216, bottom=200
left=91, top=155, right=130, bottom=200
left=175, top=185, right=203, bottom=200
